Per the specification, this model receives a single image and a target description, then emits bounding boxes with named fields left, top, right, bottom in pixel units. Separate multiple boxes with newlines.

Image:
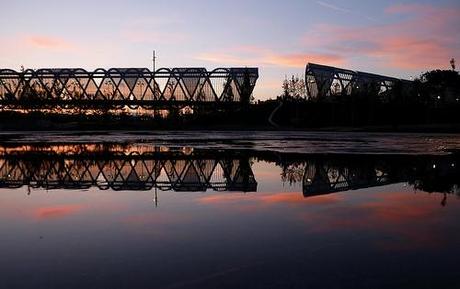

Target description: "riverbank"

left=1, top=118, right=460, bottom=133
left=1, top=107, right=460, bottom=132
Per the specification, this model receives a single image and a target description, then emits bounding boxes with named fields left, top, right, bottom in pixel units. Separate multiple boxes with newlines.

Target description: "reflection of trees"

left=407, top=163, right=460, bottom=205
left=411, top=180, right=459, bottom=207
left=280, top=155, right=460, bottom=205
left=281, top=163, right=305, bottom=185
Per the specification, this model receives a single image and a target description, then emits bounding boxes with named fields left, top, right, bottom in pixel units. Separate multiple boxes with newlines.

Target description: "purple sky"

left=1, top=0, right=459, bottom=99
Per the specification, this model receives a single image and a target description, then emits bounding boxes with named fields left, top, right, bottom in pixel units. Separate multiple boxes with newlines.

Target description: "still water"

left=1, top=132, right=460, bottom=289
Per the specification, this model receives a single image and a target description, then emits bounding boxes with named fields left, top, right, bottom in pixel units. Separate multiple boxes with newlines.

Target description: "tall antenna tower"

left=152, top=50, right=156, bottom=72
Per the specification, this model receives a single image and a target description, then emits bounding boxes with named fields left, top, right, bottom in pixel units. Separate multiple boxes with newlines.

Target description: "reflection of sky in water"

left=1, top=160, right=459, bottom=289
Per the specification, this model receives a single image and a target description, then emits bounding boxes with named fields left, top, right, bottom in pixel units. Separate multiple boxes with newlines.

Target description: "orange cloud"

left=24, top=35, right=75, bottom=51
left=35, top=204, right=83, bottom=219
left=259, top=192, right=342, bottom=205
left=265, top=53, right=344, bottom=67
left=197, top=47, right=344, bottom=68
left=199, top=193, right=252, bottom=205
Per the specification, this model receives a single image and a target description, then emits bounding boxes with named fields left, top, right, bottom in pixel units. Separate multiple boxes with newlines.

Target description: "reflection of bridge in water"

left=1, top=143, right=458, bottom=198
left=0, top=144, right=257, bottom=192
left=291, top=154, right=459, bottom=197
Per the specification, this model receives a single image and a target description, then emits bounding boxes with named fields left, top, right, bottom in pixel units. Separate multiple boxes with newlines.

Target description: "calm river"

left=1, top=131, right=460, bottom=289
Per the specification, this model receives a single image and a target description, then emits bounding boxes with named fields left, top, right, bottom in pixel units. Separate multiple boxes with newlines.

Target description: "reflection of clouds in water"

left=197, top=191, right=343, bottom=209
left=35, top=204, right=83, bottom=219
left=195, top=186, right=460, bottom=251
left=298, top=190, right=458, bottom=251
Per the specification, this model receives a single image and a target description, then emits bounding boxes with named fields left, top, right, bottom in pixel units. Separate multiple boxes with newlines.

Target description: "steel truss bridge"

left=305, top=63, right=412, bottom=102
left=0, top=67, right=258, bottom=110
left=0, top=145, right=257, bottom=192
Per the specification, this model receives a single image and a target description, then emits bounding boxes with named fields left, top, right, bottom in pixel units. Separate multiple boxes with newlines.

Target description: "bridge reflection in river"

left=1, top=143, right=458, bottom=202
left=0, top=144, right=257, bottom=192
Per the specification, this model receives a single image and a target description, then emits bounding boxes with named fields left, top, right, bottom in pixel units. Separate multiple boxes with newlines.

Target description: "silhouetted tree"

left=281, top=75, right=306, bottom=100
left=221, top=78, right=234, bottom=102
left=416, top=69, right=460, bottom=104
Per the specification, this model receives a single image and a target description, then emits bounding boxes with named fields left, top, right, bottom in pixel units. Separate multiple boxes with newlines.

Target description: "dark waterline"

left=1, top=133, right=460, bottom=289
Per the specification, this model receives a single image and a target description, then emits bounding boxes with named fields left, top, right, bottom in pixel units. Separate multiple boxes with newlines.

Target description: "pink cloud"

left=370, top=36, right=451, bottom=69
left=265, top=53, right=344, bottom=67
left=35, top=204, right=83, bottom=219
left=24, top=35, right=75, bottom=51
left=302, top=191, right=450, bottom=251
left=303, top=4, right=460, bottom=71
left=196, top=188, right=455, bottom=251
left=258, top=192, right=342, bottom=205
left=197, top=46, right=344, bottom=68
left=199, top=4, right=459, bottom=72
left=198, top=193, right=253, bottom=205
left=198, top=192, right=342, bottom=208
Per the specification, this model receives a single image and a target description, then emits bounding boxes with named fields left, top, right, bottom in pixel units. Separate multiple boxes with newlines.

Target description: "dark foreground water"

left=1, top=132, right=460, bottom=289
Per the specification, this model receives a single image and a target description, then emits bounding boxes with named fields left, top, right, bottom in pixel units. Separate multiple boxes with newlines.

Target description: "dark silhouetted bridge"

left=0, top=67, right=258, bottom=110
left=305, top=63, right=412, bottom=102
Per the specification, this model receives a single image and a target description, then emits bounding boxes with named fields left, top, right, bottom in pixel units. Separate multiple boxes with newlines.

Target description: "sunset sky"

left=1, top=0, right=459, bottom=99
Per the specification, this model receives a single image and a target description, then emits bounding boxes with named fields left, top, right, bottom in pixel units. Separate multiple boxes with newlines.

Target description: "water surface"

left=1, top=132, right=459, bottom=289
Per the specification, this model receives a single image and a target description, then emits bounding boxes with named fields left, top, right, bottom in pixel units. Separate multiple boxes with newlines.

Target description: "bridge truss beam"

left=0, top=67, right=258, bottom=109
left=305, top=63, right=411, bottom=102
